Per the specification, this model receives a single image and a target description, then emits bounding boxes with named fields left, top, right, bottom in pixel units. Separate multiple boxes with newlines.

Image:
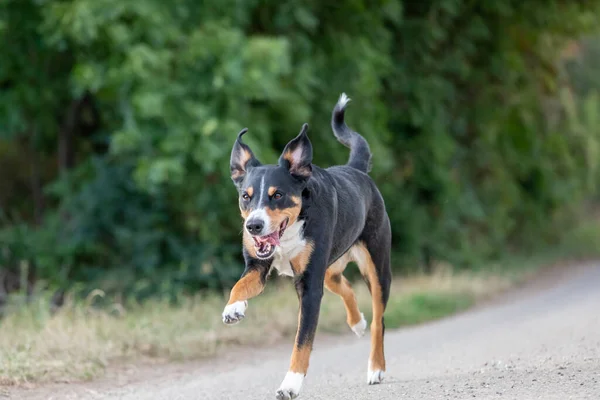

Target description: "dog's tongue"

left=257, top=232, right=280, bottom=247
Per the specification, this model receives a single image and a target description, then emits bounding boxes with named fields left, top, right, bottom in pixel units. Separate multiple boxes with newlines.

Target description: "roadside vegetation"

left=2, top=220, right=598, bottom=386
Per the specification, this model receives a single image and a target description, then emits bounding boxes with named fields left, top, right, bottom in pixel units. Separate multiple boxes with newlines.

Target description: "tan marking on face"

left=325, top=252, right=362, bottom=327
left=289, top=196, right=300, bottom=208
left=263, top=196, right=302, bottom=231
left=240, top=208, right=251, bottom=219
left=352, top=242, right=386, bottom=372
left=290, top=240, right=314, bottom=275
left=242, top=230, right=257, bottom=258
left=268, top=186, right=277, bottom=197
left=239, top=187, right=254, bottom=220
left=226, top=269, right=265, bottom=305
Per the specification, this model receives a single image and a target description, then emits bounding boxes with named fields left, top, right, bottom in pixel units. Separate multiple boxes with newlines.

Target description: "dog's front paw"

left=275, top=389, right=297, bottom=400
left=275, top=372, right=304, bottom=399
left=222, top=301, right=247, bottom=325
left=367, top=369, right=384, bottom=385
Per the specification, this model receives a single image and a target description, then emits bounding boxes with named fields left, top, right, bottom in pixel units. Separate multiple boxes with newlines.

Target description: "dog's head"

left=230, top=124, right=312, bottom=259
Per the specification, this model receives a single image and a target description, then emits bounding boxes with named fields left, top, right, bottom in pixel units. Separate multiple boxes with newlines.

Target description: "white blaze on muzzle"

left=245, top=208, right=272, bottom=236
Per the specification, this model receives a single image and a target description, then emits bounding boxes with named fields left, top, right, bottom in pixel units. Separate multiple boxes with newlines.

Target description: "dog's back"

left=304, top=94, right=389, bottom=264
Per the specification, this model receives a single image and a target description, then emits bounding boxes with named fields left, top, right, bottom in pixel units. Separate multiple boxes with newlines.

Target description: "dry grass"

left=2, top=218, right=599, bottom=386
left=0, top=268, right=514, bottom=386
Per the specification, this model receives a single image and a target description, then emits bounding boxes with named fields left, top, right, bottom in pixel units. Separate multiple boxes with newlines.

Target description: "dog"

left=222, top=93, right=392, bottom=399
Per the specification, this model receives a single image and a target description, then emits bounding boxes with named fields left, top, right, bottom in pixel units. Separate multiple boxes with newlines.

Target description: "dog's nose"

left=245, top=219, right=264, bottom=235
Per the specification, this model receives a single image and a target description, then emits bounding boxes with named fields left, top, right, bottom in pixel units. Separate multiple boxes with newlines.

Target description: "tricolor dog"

left=222, top=93, right=392, bottom=399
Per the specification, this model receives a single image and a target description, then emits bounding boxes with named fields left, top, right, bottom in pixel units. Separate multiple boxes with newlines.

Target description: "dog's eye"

left=242, top=193, right=251, bottom=201
left=273, top=192, right=283, bottom=200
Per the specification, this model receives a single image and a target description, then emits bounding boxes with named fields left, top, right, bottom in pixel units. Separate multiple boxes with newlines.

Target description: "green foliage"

left=1, top=0, right=600, bottom=297
left=383, top=292, right=474, bottom=329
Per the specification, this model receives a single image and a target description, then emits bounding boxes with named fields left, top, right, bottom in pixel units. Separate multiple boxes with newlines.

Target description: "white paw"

left=222, top=301, right=247, bottom=325
left=350, top=313, right=367, bottom=337
left=367, top=369, right=384, bottom=385
left=275, top=372, right=304, bottom=400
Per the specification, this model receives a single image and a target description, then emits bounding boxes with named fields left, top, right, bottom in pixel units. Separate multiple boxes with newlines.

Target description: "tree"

left=1, top=0, right=599, bottom=297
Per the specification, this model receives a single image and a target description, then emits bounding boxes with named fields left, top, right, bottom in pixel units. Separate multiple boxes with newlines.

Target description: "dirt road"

left=9, top=263, right=600, bottom=400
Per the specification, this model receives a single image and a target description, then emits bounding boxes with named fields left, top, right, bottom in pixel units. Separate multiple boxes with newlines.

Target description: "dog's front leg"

left=276, top=251, right=326, bottom=400
left=222, top=260, right=270, bottom=325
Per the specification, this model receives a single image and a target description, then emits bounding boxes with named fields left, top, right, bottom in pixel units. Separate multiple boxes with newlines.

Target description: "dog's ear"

left=230, top=128, right=260, bottom=186
left=279, top=123, right=312, bottom=180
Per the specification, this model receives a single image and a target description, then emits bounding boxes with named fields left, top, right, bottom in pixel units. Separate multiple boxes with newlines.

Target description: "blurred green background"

left=1, top=0, right=600, bottom=301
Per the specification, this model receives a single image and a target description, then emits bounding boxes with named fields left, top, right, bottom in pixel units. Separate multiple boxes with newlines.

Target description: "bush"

left=1, top=0, right=600, bottom=297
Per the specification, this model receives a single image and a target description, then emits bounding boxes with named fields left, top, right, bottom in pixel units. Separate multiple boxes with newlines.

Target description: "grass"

left=0, top=272, right=507, bottom=386
left=1, top=219, right=598, bottom=387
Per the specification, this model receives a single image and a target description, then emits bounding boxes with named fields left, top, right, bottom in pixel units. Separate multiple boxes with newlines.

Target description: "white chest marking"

left=271, top=221, right=306, bottom=277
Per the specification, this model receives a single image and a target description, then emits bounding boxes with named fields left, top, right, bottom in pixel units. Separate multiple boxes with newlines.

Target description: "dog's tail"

left=331, top=93, right=372, bottom=173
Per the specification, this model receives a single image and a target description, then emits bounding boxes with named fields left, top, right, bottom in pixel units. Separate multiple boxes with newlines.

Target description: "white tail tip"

left=337, top=92, right=351, bottom=109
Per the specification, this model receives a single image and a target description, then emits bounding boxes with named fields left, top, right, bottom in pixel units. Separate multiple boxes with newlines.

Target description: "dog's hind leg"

left=352, top=229, right=392, bottom=385
left=324, top=256, right=367, bottom=337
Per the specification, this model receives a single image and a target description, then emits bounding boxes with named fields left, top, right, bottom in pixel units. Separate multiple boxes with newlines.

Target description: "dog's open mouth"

left=252, top=218, right=289, bottom=259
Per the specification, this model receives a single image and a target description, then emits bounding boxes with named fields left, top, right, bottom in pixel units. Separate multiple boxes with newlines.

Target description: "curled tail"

left=331, top=93, right=372, bottom=173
